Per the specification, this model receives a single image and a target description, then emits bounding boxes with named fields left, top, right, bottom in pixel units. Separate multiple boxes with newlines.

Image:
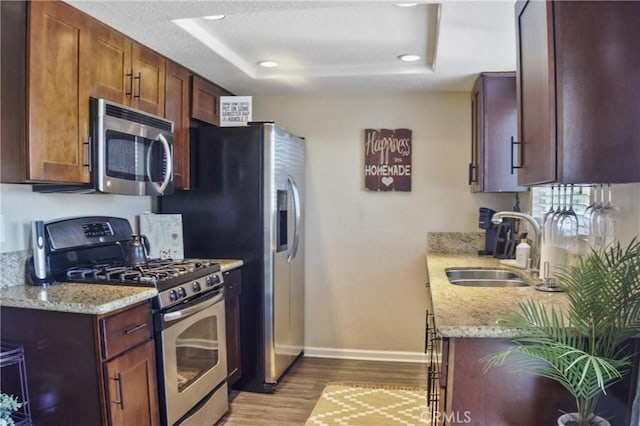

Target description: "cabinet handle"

left=83, top=137, right=91, bottom=170
left=123, top=323, right=147, bottom=335
left=468, top=163, right=478, bottom=184
left=510, top=136, right=523, bottom=174
left=134, top=72, right=142, bottom=99
left=111, top=373, right=124, bottom=410
left=126, top=69, right=134, bottom=99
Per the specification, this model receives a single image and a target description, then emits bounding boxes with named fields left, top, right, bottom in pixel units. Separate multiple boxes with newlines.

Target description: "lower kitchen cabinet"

left=104, top=340, right=158, bottom=426
left=0, top=300, right=159, bottom=425
left=436, top=337, right=638, bottom=425
left=224, top=268, right=242, bottom=387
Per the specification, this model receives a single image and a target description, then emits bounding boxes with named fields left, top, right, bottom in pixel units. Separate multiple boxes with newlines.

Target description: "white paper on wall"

left=138, top=213, right=184, bottom=260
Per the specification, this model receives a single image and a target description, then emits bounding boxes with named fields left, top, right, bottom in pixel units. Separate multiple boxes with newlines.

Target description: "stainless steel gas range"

left=28, top=216, right=228, bottom=426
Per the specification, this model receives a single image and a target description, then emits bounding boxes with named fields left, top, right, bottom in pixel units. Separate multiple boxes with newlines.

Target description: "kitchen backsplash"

left=427, top=232, right=485, bottom=254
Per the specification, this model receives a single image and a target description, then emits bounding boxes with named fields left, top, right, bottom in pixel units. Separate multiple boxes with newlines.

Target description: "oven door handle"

left=163, top=291, right=224, bottom=323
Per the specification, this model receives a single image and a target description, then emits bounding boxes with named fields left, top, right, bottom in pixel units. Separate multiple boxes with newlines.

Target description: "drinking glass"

left=551, top=185, right=568, bottom=248
left=557, top=184, right=579, bottom=253
left=588, top=184, right=605, bottom=248
left=596, top=184, right=619, bottom=248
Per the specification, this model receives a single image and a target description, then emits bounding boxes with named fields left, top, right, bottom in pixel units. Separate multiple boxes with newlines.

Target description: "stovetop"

left=65, top=259, right=217, bottom=288
left=62, top=259, right=224, bottom=309
left=37, top=216, right=225, bottom=309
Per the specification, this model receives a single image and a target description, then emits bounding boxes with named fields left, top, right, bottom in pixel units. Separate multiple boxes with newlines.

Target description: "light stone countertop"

left=0, top=258, right=243, bottom=315
left=426, top=253, right=569, bottom=338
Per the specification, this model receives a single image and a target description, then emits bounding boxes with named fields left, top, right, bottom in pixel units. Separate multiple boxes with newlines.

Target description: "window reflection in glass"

left=175, top=316, right=219, bottom=392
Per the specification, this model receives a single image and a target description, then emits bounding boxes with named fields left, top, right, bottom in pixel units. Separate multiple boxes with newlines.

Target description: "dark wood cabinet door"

left=224, top=269, right=242, bottom=386
left=515, top=0, right=556, bottom=186
left=90, top=22, right=165, bottom=117
left=516, top=1, right=640, bottom=185
left=132, top=42, right=165, bottom=116
left=471, top=73, right=528, bottom=193
left=28, top=0, right=91, bottom=183
left=165, top=60, right=191, bottom=189
left=192, top=75, right=226, bottom=126
left=90, top=21, right=130, bottom=105
left=1, top=1, right=28, bottom=183
left=104, top=340, right=159, bottom=426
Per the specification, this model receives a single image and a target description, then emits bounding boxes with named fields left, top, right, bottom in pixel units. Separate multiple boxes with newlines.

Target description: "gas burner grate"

left=65, top=259, right=216, bottom=286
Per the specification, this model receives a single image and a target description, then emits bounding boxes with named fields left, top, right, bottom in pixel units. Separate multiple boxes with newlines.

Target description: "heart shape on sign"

left=381, top=176, right=394, bottom=187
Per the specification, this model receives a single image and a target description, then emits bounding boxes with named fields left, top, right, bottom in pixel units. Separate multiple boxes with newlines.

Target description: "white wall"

left=0, top=184, right=151, bottom=252
left=253, top=92, right=516, bottom=354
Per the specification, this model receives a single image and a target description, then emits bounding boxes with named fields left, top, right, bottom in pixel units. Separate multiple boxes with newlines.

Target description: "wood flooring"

left=218, top=356, right=428, bottom=426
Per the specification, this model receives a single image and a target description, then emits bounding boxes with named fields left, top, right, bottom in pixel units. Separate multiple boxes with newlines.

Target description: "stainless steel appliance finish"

left=158, top=289, right=228, bottom=425
left=158, top=122, right=305, bottom=392
left=32, top=216, right=229, bottom=424
left=264, top=124, right=305, bottom=385
left=28, top=220, right=51, bottom=285
left=92, top=98, right=174, bottom=196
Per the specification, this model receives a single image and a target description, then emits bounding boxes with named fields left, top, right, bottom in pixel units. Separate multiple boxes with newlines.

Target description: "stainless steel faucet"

left=491, top=211, right=541, bottom=271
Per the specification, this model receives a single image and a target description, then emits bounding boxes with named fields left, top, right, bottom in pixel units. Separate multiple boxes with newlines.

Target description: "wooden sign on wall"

left=364, top=128, right=412, bottom=191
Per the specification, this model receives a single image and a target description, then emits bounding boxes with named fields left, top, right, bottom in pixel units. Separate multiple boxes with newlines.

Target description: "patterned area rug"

left=305, top=382, right=428, bottom=426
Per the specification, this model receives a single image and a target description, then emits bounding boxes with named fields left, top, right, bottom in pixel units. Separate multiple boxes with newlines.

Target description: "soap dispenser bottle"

left=515, top=233, right=531, bottom=268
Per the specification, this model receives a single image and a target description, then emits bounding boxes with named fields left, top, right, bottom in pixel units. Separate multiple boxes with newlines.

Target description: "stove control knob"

left=177, top=287, right=187, bottom=299
left=193, top=282, right=201, bottom=292
left=206, top=276, right=214, bottom=287
left=169, top=290, right=178, bottom=302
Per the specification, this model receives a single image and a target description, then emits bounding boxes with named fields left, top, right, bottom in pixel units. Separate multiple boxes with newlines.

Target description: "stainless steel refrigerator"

left=156, top=122, right=305, bottom=393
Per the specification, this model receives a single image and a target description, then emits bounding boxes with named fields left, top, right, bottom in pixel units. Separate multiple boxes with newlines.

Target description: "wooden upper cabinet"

left=131, top=43, right=165, bottom=116
left=165, top=60, right=191, bottom=189
left=90, top=22, right=165, bottom=116
left=516, top=1, right=640, bottom=185
left=27, top=0, right=91, bottom=183
left=470, top=72, right=527, bottom=193
left=191, top=75, right=228, bottom=126
left=90, top=20, right=130, bottom=105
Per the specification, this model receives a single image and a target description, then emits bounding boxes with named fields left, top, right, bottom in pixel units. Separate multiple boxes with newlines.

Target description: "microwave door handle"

left=287, top=175, right=301, bottom=263
left=146, top=134, right=173, bottom=195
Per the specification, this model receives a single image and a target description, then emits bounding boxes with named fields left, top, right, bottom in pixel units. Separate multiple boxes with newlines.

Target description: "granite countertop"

left=215, top=259, right=244, bottom=272
left=426, top=253, right=569, bottom=338
left=0, top=258, right=244, bottom=315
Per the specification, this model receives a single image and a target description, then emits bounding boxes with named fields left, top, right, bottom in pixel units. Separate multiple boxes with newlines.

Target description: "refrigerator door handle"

left=287, top=175, right=301, bottom=262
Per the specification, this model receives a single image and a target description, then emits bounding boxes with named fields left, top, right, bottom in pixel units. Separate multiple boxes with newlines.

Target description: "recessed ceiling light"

left=257, top=60, right=279, bottom=68
left=395, top=3, right=419, bottom=7
left=203, top=14, right=226, bottom=20
left=398, top=54, right=421, bottom=62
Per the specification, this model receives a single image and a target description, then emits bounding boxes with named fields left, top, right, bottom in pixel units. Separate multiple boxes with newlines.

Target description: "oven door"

left=159, top=290, right=227, bottom=426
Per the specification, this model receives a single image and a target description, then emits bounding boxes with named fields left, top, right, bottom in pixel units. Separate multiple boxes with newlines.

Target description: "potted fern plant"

left=483, top=239, right=640, bottom=426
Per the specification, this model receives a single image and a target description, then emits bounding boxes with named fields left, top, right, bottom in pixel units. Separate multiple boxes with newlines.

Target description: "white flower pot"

left=557, top=413, right=610, bottom=426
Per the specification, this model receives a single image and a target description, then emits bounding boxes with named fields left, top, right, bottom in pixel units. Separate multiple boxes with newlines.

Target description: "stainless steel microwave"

left=32, top=99, right=174, bottom=196
left=90, top=98, right=174, bottom=196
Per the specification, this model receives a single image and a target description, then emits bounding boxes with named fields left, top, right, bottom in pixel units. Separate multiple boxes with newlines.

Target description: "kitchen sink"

left=445, top=268, right=528, bottom=287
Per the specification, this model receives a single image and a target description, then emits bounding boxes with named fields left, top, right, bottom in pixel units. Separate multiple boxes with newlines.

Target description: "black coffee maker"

left=478, top=208, right=497, bottom=255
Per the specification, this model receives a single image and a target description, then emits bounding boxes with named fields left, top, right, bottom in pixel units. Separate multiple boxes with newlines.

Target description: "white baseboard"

left=304, top=346, right=428, bottom=363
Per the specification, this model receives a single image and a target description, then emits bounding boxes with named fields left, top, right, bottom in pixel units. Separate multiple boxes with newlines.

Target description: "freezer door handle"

left=287, top=175, right=301, bottom=262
